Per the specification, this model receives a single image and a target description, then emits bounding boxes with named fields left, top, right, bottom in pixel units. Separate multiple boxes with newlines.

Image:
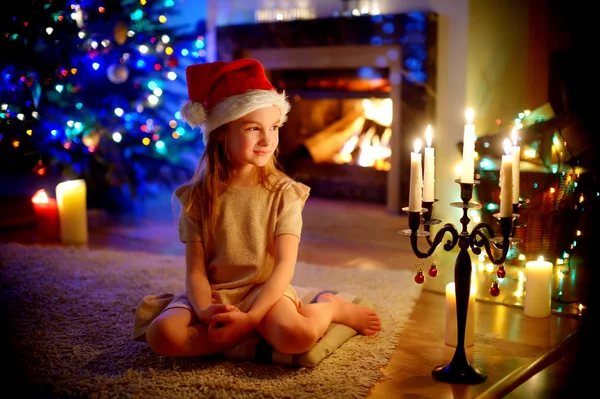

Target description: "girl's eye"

left=246, top=126, right=259, bottom=131
left=271, top=125, right=280, bottom=131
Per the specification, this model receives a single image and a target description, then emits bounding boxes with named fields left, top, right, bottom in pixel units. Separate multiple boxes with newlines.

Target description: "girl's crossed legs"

left=145, top=293, right=381, bottom=357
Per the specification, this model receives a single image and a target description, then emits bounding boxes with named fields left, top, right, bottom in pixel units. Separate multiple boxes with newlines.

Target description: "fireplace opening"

left=268, top=67, right=395, bottom=204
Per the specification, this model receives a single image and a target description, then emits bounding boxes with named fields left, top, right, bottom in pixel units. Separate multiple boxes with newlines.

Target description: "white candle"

left=408, top=139, right=423, bottom=211
left=524, top=256, right=553, bottom=318
left=56, top=179, right=88, bottom=244
left=460, top=109, right=475, bottom=183
left=511, top=127, right=520, bottom=204
left=423, top=125, right=435, bottom=202
left=445, top=282, right=476, bottom=347
left=499, top=139, right=513, bottom=217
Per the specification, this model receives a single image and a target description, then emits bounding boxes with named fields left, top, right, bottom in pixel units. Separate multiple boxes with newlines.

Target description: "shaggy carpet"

left=0, top=243, right=422, bottom=398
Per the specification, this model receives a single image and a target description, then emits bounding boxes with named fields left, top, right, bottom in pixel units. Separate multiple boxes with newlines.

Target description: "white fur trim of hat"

left=180, top=89, right=290, bottom=145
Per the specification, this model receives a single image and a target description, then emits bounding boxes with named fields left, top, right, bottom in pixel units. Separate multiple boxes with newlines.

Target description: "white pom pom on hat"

left=180, top=58, right=290, bottom=144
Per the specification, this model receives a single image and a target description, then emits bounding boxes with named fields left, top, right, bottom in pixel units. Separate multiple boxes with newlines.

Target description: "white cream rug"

left=0, top=243, right=421, bottom=398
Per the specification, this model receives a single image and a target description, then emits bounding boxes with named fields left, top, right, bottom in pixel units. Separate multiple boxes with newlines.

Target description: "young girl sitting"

left=135, top=58, right=381, bottom=357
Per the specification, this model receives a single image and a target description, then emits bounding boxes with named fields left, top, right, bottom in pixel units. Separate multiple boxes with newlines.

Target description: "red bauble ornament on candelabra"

left=496, top=265, right=506, bottom=279
left=414, top=270, right=425, bottom=284
left=489, top=282, right=500, bottom=297
left=428, top=264, right=438, bottom=277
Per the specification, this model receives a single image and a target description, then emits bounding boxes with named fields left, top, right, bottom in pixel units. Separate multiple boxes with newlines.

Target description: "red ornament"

left=490, top=282, right=500, bottom=297
left=428, top=265, right=438, bottom=277
left=414, top=270, right=425, bottom=284
left=496, top=265, right=506, bottom=279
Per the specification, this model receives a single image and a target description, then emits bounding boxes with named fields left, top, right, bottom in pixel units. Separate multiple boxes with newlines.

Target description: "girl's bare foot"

left=317, top=293, right=381, bottom=335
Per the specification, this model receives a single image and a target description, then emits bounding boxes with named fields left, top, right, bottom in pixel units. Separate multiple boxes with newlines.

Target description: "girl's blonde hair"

left=177, top=124, right=286, bottom=242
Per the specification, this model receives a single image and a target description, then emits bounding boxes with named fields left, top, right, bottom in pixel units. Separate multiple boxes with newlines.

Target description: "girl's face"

left=225, top=106, right=281, bottom=170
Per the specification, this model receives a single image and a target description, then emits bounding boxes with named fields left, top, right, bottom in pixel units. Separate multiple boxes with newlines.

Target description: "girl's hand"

left=208, top=311, right=255, bottom=344
left=197, top=304, right=239, bottom=325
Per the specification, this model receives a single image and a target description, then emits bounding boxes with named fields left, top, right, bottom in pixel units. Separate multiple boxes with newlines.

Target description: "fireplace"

left=217, top=12, right=437, bottom=213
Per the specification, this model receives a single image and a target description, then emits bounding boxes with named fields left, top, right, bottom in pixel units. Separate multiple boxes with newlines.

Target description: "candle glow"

left=32, top=189, right=50, bottom=204
left=414, top=138, right=422, bottom=154
left=426, top=125, right=432, bottom=148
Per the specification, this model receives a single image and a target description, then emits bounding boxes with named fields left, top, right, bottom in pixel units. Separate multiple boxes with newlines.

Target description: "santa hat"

left=180, top=58, right=290, bottom=144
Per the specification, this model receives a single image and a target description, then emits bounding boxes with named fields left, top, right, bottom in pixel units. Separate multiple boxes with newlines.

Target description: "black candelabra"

left=399, top=179, right=518, bottom=384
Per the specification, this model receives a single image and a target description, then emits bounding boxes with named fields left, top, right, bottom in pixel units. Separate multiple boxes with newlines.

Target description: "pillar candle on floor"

left=56, top=179, right=88, bottom=245
left=445, top=282, right=476, bottom=347
left=524, top=256, right=553, bottom=318
left=31, top=189, right=59, bottom=241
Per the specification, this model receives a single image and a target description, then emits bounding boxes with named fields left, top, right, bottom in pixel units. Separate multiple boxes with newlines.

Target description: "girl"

left=134, top=58, right=381, bottom=357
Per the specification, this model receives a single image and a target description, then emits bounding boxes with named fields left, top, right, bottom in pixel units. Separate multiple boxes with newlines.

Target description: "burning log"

left=303, top=108, right=365, bottom=163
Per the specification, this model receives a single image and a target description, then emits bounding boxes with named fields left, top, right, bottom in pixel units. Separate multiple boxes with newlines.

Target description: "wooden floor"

left=1, top=193, right=593, bottom=398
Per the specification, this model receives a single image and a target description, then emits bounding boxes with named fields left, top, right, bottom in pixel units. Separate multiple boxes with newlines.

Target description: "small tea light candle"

left=524, top=256, right=553, bottom=318
left=445, top=282, right=476, bottom=347
left=408, top=139, right=423, bottom=211
left=31, top=189, right=59, bottom=241
left=56, top=179, right=88, bottom=245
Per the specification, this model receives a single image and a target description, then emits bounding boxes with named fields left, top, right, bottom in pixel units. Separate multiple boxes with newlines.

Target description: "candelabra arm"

left=410, top=223, right=459, bottom=258
left=470, top=217, right=513, bottom=265
left=472, top=229, right=509, bottom=265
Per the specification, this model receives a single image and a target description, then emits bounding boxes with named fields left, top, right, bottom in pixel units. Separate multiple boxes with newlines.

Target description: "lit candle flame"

left=503, top=138, right=512, bottom=156
left=31, top=189, right=49, bottom=204
left=414, top=138, right=422, bottom=154
left=512, top=127, right=519, bottom=146
left=537, top=255, right=544, bottom=262
left=466, top=108, right=474, bottom=124
left=425, top=125, right=433, bottom=148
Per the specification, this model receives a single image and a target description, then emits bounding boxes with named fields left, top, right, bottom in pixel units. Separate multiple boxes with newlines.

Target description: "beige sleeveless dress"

left=131, top=174, right=310, bottom=341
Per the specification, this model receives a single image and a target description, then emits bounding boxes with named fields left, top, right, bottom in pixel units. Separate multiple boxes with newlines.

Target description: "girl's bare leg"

left=146, top=308, right=256, bottom=357
left=256, top=293, right=381, bottom=355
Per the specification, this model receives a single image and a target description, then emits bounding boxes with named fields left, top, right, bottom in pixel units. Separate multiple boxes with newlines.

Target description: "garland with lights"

left=1, top=0, right=206, bottom=213
left=472, top=106, right=596, bottom=314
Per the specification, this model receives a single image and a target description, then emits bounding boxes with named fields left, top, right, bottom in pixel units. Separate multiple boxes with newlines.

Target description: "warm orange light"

left=466, top=108, right=474, bottom=124
left=425, top=125, right=433, bottom=148
left=413, top=138, right=422, bottom=154
left=32, top=189, right=50, bottom=204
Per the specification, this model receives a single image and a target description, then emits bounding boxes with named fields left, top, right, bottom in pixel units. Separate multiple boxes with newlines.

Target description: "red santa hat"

left=180, top=58, right=290, bottom=144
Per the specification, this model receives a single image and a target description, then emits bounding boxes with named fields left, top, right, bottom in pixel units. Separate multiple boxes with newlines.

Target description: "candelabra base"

left=432, top=362, right=487, bottom=384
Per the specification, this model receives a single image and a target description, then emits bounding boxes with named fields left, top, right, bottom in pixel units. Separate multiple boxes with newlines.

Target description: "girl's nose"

left=259, top=131, right=271, bottom=146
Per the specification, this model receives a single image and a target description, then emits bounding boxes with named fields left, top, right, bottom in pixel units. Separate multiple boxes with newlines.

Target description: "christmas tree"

left=1, top=0, right=206, bottom=213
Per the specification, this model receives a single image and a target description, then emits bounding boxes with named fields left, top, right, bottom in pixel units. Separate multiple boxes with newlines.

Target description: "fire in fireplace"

left=330, top=99, right=393, bottom=172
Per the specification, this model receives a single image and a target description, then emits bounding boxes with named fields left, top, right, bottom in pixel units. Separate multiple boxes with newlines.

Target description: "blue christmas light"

left=131, top=9, right=144, bottom=21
